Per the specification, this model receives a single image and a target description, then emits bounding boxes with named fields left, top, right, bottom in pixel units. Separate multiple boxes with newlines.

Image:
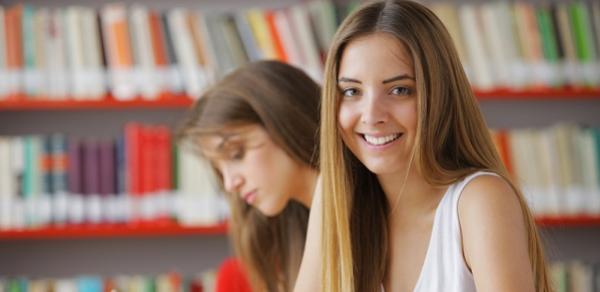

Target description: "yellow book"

left=246, top=9, right=278, bottom=60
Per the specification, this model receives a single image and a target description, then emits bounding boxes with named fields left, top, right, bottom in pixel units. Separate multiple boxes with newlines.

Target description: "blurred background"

left=0, top=0, right=599, bottom=291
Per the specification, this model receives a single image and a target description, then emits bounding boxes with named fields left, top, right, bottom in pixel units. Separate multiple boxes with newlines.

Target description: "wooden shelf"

left=475, top=87, right=600, bottom=100
left=0, top=87, right=599, bottom=110
left=0, top=221, right=228, bottom=240
left=0, top=94, right=194, bottom=110
left=0, top=215, right=598, bottom=240
left=535, top=215, right=600, bottom=227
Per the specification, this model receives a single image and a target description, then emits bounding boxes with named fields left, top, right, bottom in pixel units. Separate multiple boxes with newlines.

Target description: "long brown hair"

left=320, top=1, right=551, bottom=291
left=178, top=60, right=321, bottom=291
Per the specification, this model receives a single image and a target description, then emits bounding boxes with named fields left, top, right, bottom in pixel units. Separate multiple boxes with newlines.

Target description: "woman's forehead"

left=197, top=124, right=265, bottom=155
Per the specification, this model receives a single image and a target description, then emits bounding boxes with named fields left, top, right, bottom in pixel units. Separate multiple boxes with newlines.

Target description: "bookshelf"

left=1, top=87, right=600, bottom=111
left=537, top=216, right=600, bottom=228
left=0, top=221, right=228, bottom=240
left=0, top=94, right=192, bottom=110
left=1, top=216, right=600, bottom=242
left=0, top=0, right=599, bottom=290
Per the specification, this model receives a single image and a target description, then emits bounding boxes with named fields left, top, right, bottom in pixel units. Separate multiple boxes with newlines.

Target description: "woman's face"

left=200, top=124, right=306, bottom=217
left=337, top=33, right=418, bottom=177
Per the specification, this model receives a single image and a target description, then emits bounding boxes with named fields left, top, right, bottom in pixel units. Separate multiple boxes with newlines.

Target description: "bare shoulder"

left=458, top=174, right=524, bottom=226
left=458, top=174, right=527, bottom=247
left=458, top=174, right=535, bottom=291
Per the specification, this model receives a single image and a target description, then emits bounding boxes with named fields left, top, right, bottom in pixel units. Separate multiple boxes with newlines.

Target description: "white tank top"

left=383, top=171, right=498, bottom=292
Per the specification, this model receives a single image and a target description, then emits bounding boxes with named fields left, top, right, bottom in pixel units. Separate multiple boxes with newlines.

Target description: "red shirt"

left=216, top=258, right=253, bottom=292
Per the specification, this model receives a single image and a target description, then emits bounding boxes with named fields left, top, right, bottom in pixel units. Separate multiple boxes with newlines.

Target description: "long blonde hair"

left=320, top=1, right=551, bottom=291
left=178, top=61, right=321, bottom=291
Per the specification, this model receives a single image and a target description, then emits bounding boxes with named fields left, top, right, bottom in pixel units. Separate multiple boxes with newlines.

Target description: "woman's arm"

left=459, top=175, right=536, bottom=292
left=294, top=178, right=323, bottom=292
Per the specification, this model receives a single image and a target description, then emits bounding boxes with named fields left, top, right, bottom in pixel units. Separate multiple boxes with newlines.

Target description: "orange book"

left=8, top=5, right=23, bottom=69
left=188, top=12, right=207, bottom=67
left=5, top=5, right=23, bottom=98
left=114, top=18, right=133, bottom=68
left=148, top=10, right=167, bottom=66
left=265, top=11, right=287, bottom=62
left=496, top=130, right=514, bottom=175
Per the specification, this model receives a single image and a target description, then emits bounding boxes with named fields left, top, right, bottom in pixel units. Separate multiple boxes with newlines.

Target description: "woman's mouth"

left=361, top=133, right=402, bottom=146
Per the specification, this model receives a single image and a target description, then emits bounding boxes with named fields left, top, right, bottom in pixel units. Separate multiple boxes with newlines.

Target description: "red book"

left=155, top=126, right=172, bottom=191
left=148, top=10, right=168, bottom=67
left=141, top=125, right=154, bottom=195
left=264, top=11, right=288, bottom=62
left=125, top=123, right=142, bottom=196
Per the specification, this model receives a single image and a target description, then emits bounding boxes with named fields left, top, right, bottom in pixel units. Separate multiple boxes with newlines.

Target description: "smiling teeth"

left=364, top=134, right=401, bottom=146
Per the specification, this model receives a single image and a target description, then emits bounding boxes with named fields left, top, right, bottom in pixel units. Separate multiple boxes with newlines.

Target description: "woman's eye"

left=230, top=148, right=245, bottom=160
left=341, top=87, right=360, bottom=97
left=391, top=86, right=411, bottom=96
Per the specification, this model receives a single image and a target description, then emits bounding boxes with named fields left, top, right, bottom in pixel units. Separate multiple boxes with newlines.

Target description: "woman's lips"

left=243, top=190, right=257, bottom=204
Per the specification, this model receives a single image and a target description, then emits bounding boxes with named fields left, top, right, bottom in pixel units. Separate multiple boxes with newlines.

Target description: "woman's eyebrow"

left=382, top=74, right=415, bottom=84
left=216, top=133, right=241, bottom=150
left=338, top=77, right=361, bottom=84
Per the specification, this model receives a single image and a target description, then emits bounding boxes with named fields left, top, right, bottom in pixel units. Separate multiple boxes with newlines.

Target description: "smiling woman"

left=294, top=1, right=552, bottom=292
left=177, top=60, right=321, bottom=292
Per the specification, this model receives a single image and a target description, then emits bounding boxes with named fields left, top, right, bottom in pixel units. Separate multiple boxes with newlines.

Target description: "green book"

left=569, top=2, right=596, bottom=62
left=537, top=5, right=559, bottom=62
left=594, top=129, right=600, bottom=186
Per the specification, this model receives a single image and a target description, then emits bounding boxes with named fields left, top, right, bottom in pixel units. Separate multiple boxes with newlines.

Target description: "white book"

left=569, top=262, right=593, bottom=292
left=10, top=137, right=23, bottom=195
left=508, top=130, right=535, bottom=210
left=194, top=12, right=220, bottom=85
left=54, top=279, right=77, bottom=292
left=65, top=7, right=86, bottom=99
left=537, top=128, right=562, bottom=216
left=555, top=124, right=585, bottom=215
left=481, top=3, right=512, bottom=88
left=273, top=9, right=303, bottom=69
left=168, top=9, right=205, bottom=98
left=578, top=129, right=600, bottom=215
left=45, top=9, right=69, bottom=100
left=0, top=138, right=12, bottom=197
left=458, top=4, right=495, bottom=90
left=493, top=2, right=527, bottom=89
left=307, top=0, right=337, bottom=55
left=22, top=6, right=39, bottom=97
left=289, top=4, right=323, bottom=82
left=130, top=5, right=159, bottom=100
left=33, top=9, right=49, bottom=98
left=176, top=147, right=220, bottom=226
left=430, top=3, right=472, bottom=81
left=81, top=8, right=106, bottom=100
left=525, top=131, right=547, bottom=215
left=101, top=4, right=137, bottom=101
left=0, top=138, right=15, bottom=229
left=590, top=2, right=600, bottom=86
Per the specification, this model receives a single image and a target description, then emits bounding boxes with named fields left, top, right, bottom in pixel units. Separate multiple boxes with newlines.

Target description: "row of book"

left=551, top=261, right=600, bottom=292
left=0, top=271, right=216, bottom=292
left=3, top=0, right=600, bottom=103
left=1, top=261, right=596, bottom=292
left=432, top=1, right=600, bottom=90
left=0, top=1, right=337, bottom=101
left=491, top=124, right=600, bottom=217
left=0, top=123, right=228, bottom=230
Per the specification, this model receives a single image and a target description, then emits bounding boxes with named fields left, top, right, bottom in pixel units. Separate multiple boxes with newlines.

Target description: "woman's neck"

left=378, top=168, right=445, bottom=214
left=294, top=167, right=319, bottom=209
